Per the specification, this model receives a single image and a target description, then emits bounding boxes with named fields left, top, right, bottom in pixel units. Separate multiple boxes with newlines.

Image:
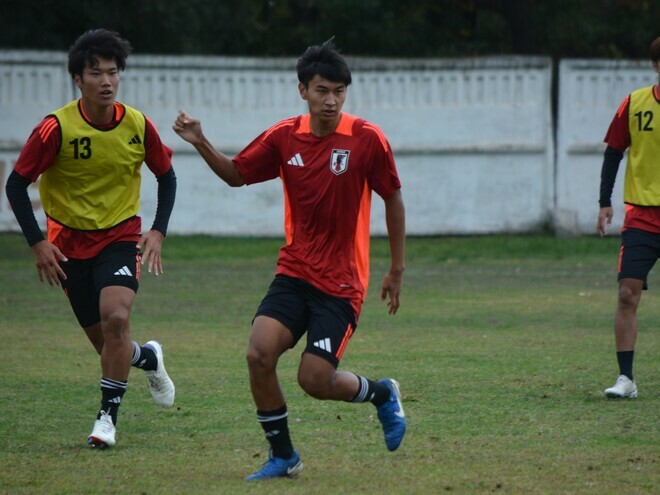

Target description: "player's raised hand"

left=172, top=109, right=203, bottom=145
left=31, top=240, right=68, bottom=286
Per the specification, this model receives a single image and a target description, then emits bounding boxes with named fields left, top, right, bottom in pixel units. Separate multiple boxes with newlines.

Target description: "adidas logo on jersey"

left=313, top=338, right=332, bottom=353
left=287, top=153, right=304, bottom=167
left=128, top=134, right=142, bottom=145
left=114, top=266, right=133, bottom=276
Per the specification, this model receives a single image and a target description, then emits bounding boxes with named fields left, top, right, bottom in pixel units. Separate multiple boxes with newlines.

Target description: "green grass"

left=0, top=233, right=658, bottom=494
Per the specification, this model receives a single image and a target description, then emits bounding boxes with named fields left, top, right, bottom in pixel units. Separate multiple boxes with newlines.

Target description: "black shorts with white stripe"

left=254, top=275, right=357, bottom=368
left=60, top=241, right=141, bottom=327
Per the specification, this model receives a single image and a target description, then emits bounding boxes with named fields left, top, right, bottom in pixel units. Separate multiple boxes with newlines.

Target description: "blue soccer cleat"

left=377, top=378, right=406, bottom=451
left=245, top=450, right=303, bottom=481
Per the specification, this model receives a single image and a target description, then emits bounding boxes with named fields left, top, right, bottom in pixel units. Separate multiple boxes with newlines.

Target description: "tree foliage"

left=1, top=0, right=658, bottom=58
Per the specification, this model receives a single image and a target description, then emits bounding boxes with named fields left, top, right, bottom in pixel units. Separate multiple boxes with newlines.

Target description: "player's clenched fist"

left=172, top=109, right=203, bottom=145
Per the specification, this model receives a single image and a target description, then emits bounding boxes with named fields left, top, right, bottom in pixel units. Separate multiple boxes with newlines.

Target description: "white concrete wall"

left=120, top=55, right=554, bottom=236
left=3, top=50, right=643, bottom=237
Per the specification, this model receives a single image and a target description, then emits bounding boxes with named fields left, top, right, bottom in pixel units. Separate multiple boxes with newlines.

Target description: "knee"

left=618, top=285, right=641, bottom=309
left=245, top=345, right=277, bottom=373
left=298, top=369, right=333, bottom=399
left=101, top=307, right=130, bottom=338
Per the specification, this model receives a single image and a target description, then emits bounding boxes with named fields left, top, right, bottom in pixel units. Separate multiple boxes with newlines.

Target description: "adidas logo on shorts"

left=114, top=266, right=133, bottom=276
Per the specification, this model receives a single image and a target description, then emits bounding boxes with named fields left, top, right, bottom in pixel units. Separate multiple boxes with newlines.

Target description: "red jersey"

left=604, top=85, right=660, bottom=233
left=13, top=101, right=173, bottom=258
left=233, top=113, right=401, bottom=317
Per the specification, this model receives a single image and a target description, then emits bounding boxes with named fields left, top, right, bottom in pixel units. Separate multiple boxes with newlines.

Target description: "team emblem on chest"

left=330, top=149, right=350, bottom=175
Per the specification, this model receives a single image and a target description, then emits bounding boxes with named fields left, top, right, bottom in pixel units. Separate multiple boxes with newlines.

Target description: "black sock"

left=99, top=377, right=127, bottom=425
left=348, top=375, right=390, bottom=407
left=616, top=350, right=634, bottom=381
left=131, top=341, right=157, bottom=371
left=257, top=405, right=293, bottom=459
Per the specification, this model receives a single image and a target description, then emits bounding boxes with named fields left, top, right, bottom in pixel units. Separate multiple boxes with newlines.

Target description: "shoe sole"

left=245, top=457, right=303, bottom=481
left=390, top=379, right=403, bottom=410
left=604, top=391, right=638, bottom=399
left=88, top=437, right=112, bottom=449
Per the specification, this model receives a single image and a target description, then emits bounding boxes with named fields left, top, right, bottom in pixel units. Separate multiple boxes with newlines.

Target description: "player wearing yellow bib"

left=40, top=100, right=147, bottom=232
left=5, top=29, right=177, bottom=448
left=597, top=36, right=660, bottom=399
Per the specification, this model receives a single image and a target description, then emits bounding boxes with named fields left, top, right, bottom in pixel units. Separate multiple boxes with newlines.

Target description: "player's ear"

left=298, top=82, right=308, bottom=100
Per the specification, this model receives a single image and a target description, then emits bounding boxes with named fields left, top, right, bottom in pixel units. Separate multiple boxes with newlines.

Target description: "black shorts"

left=618, top=228, right=660, bottom=290
left=60, top=242, right=141, bottom=327
left=254, top=275, right=357, bottom=368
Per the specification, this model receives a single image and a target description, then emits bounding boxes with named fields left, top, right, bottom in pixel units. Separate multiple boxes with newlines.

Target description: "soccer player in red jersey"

left=173, top=38, right=406, bottom=480
left=5, top=29, right=177, bottom=448
left=597, top=36, right=660, bottom=399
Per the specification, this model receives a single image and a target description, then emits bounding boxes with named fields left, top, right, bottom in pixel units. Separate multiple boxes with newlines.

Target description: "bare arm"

left=381, top=189, right=406, bottom=315
left=172, top=109, right=245, bottom=187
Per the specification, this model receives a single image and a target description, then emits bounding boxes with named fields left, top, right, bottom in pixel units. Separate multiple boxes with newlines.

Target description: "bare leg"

left=614, top=278, right=642, bottom=352
left=245, top=315, right=294, bottom=410
left=98, top=286, right=136, bottom=381
left=297, top=353, right=359, bottom=400
left=87, top=285, right=137, bottom=446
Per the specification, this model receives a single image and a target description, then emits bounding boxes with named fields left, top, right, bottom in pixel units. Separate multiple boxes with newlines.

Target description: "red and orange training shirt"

left=233, top=112, right=401, bottom=318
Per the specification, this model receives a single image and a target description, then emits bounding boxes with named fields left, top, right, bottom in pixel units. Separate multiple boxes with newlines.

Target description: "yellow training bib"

left=40, top=100, right=146, bottom=230
left=624, top=86, right=660, bottom=205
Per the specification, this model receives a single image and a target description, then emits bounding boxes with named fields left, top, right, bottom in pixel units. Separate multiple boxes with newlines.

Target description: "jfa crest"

left=330, top=149, right=350, bottom=175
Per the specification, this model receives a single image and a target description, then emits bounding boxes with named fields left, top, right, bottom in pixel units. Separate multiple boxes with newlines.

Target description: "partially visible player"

left=5, top=29, right=177, bottom=447
left=596, top=35, right=660, bottom=399
left=173, top=38, right=406, bottom=480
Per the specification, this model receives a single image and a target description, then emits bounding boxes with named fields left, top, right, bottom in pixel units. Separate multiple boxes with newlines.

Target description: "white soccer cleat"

left=604, top=375, right=638, bottom=399
left=144, top=340, right=175, bottom=408
left=88, top=411, right=116, bottom=448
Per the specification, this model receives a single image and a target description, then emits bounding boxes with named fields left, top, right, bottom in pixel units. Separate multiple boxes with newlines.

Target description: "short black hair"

left=296, top=38, right=352, bottom=87
left=67, top=29, right=132, bottom=79
left=650, top=36, right=660, bottom=62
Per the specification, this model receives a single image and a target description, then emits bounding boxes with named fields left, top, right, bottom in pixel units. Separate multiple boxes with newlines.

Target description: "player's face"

left=299, top=75, right=347, bottom=127
left=74, top=57, right=120, bottom=110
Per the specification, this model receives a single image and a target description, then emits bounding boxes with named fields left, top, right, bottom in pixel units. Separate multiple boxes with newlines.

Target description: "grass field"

left=0, top=233, right=658, bottom=494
